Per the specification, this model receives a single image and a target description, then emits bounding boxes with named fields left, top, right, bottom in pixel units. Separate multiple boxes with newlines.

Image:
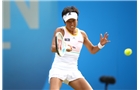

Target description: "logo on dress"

left=64, top=38, right=70, bottom=41
left=78, top=41, right=83, bottom=43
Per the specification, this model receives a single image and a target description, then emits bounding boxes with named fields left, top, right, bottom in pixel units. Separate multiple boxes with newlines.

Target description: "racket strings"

left=58, top=39, right=62, bottom=50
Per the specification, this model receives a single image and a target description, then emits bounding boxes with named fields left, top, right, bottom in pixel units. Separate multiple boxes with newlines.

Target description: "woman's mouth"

left=71, top=26, right=74, bottom=28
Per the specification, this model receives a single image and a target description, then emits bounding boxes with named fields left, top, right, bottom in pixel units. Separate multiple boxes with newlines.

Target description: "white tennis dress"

left=48, top=26, right=84, bottom=84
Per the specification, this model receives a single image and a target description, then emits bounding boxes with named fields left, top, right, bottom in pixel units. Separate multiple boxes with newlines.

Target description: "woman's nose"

left=71, top=22, right=74, bottom=25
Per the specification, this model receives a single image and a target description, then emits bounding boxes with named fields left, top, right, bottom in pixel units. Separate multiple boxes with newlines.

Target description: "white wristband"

left=98, top=42, right=105, bottom=49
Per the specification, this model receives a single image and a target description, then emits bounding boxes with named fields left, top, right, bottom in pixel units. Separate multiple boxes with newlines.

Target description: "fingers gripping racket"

left=55, top=32, right=68, bottom=57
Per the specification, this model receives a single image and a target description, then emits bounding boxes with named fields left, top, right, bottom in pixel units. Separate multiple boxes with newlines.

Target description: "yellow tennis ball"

left=124, top=48, right=132, bottom=56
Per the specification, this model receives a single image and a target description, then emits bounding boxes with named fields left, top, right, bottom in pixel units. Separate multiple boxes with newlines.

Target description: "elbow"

left=51, top=48, right=55, bottom=52
left=51, top=48, right=54, bottom=52
left=51, top=46, right=56, bottom=52
left=90, top=46, right=98, bottom=54
left=91, top=51, right=97, bottom=54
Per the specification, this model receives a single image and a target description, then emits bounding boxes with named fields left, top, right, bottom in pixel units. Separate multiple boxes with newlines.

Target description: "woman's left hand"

left=100, top=32, right=110, bottom=46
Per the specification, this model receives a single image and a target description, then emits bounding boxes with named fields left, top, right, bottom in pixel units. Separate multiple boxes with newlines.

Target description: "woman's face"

left=65, top=19, right=78, bottom=31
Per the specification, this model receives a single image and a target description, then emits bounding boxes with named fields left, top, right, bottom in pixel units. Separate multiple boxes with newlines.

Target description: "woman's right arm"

left=51, top=28, right=64, bottom=52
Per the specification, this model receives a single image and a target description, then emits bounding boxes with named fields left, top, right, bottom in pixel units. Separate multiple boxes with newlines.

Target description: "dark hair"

left=62, top=6, right=79, bottom=18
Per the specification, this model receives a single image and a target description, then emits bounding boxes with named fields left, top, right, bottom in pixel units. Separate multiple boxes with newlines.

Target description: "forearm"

left=91, top=46, right=100, bottom=54
left=91, top=43, right=105, bottom=54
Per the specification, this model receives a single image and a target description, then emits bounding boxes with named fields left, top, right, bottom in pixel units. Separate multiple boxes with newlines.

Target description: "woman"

left=49, top=6, right=110, bottom=90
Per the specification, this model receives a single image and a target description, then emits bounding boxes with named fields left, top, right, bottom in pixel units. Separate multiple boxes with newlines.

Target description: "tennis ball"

left=124, top=48, right=132, bottom=56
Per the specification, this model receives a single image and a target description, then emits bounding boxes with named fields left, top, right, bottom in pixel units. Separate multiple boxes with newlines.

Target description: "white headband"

left=63, top=12, right=78, bottom=22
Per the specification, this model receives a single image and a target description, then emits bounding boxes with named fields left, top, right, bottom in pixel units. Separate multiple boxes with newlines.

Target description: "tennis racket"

left=55, top=32, right=68, bottom=57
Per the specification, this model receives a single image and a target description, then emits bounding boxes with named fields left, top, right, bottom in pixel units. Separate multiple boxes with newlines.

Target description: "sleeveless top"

left=51, top=26, right=84, bottom=70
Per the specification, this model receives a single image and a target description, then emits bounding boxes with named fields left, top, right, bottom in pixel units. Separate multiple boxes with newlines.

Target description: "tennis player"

left=49, top=6, right=110, bottom=90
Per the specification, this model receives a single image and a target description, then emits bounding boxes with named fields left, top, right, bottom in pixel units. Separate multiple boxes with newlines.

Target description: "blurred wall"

left=3, top=1, right=58, bottom=90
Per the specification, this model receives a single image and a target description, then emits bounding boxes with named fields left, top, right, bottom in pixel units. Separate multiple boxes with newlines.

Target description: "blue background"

left=3, top=1, right=137, bottom=90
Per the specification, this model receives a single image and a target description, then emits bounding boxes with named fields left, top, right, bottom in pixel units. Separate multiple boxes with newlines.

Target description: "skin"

left=50, top=18, right=110, bottom=90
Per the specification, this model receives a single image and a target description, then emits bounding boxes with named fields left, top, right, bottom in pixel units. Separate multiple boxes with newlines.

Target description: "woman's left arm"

left=81, top=31, right=110, bottom=54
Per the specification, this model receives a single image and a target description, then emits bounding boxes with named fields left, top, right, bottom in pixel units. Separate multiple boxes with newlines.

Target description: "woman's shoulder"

left=77, top=28, right=86, bottom=35
left=77, top=28, right=87, bottom=39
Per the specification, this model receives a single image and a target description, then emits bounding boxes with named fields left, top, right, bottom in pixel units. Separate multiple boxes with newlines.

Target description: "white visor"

left=63, top=12, right=78, bottom=22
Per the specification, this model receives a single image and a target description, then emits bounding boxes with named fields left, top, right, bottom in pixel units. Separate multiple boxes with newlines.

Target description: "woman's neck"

left=65, top=27, right=78, bottom=35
